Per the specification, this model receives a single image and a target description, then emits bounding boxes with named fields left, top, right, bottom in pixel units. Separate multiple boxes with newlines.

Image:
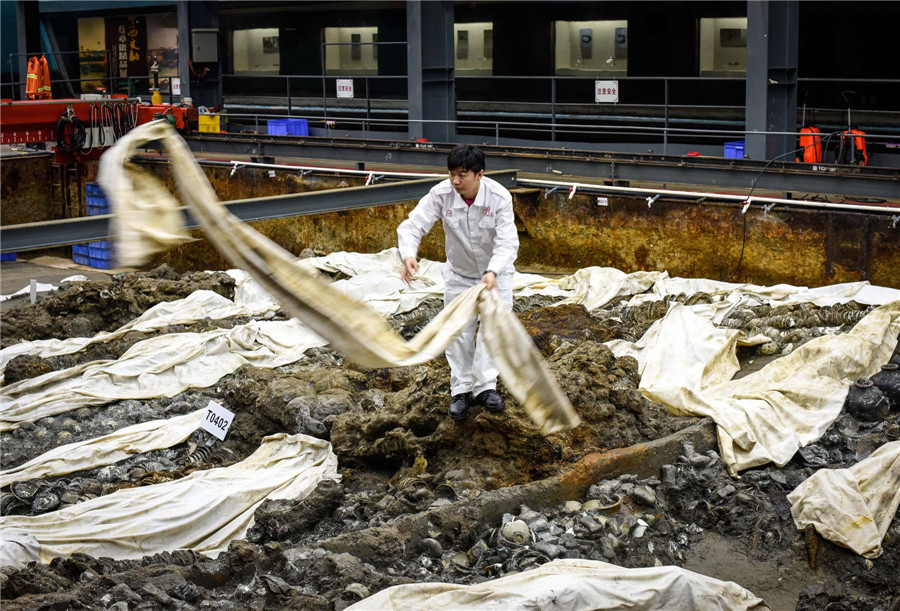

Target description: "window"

left=324, top=27, right=379, bottom=75
left=454, top=22, right=493, bottom=75
left=699, top=18, right=747, bottom=75
left=555, top=20, right=627, bottom=76
left=233, top=28, right=280, bottom=75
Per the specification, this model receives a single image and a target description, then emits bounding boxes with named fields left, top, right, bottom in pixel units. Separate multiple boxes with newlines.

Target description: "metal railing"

left=3, top=51, right=172, bottom=100
left=5, top=50, right=114, bottom=99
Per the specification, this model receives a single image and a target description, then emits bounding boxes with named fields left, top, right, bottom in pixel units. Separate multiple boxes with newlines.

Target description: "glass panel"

left=233, top=28, right=280, bottom=75
left=324, top=26, right=379, bottom=75
left=454, top=22, right=493, bottom=75
left=699, top=17, right=747, bottom=76
left=555, top=20, right=628, bottom=75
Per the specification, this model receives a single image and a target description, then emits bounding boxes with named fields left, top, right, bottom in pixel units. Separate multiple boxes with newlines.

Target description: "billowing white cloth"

left=346, top=559, right=769, bottom=611
left=611, top=302, right=900, bottom=476
left=0, top=433, right=338, bottom=568
left=0, top=409, right=206, bottom=488
left=0, top=320, right=325, bottom=431
left=98, top=121, right=579, bottom=435
left=788, top=440, right=900, bottom=559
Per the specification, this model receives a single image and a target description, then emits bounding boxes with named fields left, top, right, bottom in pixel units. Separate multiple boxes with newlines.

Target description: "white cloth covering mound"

left=0, top=433, right=338, bottom=569
left=0, top=288, right=279, bottom=382
left=345, top=558, right=770, bottom=611
left=0, top=320, right=325, bottom=431
left=611, top=301, right=900, bottom=476
left=788, top=440, right=900, bottom=559
left=0, top=409, right=206, bottom=488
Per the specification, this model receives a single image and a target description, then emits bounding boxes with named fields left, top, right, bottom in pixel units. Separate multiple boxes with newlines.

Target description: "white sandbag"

left=788, top=440, right=900, bottom=558
left=611, top=302, right=900, bottom=476
left=346, top=558, right=769, bottom=611
left=0, top=409, right=206, bottom=487
left=0, top=433, right=338, bottom=568
left=0, top=320, right=325, bottom=431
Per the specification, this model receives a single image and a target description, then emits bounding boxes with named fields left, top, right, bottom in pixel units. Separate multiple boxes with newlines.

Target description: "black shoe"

left=449, top=393, right=472, bottom=420
left=475, top=389, right=505, bottom=413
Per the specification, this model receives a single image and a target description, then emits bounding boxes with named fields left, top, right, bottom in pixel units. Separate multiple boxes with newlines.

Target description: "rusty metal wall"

left=3, top=155, right=898, bottom=288
left=0, top=155, right=56, bottom=226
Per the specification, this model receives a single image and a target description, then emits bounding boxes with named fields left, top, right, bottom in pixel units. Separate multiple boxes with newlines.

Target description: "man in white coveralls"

left=398, top=144, right=519, bottom=420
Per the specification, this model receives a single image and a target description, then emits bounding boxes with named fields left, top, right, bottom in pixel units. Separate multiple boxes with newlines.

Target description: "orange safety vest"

left=25, top=56, right=39, bottom=99
left=25, top=55, right=52, bottom=100
left=37, top=55, right=51, bottom=99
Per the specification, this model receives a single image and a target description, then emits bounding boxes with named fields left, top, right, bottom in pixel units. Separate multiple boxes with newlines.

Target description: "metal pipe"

left=520, top=177, right=900, bottom=215
left=226, top=159, right=444, bottom=179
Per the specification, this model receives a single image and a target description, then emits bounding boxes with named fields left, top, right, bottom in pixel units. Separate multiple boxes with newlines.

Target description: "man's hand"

left=401, top=257, right=419, bottom=284
left=481, top=271, right=497, bottom=290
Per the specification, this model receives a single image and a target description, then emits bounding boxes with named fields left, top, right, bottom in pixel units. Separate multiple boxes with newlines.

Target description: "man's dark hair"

left=447, top=144, right=485, bottom=174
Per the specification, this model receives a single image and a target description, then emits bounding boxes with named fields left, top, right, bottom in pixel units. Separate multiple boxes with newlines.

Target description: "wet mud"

left=1, top=268, right=898, bottom=610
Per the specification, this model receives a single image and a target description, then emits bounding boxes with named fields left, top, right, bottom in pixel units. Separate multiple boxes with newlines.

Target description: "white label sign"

left=200, top=400, right=234, bottom=441
left=336, top=79, right=354, bottom=99
left=596, top=196, right=609, bottom=206
left=595, top=80, right=619, bottom=103
left=171, top=77, right=181, bottom=95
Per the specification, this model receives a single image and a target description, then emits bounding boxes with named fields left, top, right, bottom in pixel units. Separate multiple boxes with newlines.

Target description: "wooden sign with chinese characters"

left=595, top=80, right=619, bottom=103
left=105, top=16, right=147, bottom=80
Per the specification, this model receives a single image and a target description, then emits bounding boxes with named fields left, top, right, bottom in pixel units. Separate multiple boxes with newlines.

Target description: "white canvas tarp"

left=611, top=302, right=900, bottom=475
left=0, top=320, right=325, bottom=431
left=0, top=433, right=338, bottom=568
left=0, top=408, right=206, bottom=487
left=345, top=558, right=769, bottom=611
left=788, top=440, right=900, bottom=559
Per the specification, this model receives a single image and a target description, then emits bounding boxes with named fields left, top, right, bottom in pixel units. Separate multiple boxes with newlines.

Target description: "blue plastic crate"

left=89, top=257, right=115, bottom=269
left=724, top=140, right=745, bottom=159
left=89, top=243, right=114, bottom=260
left=72, top=244, right=90, bottom=255
left=87, top=203, right=111, bottom=216
left=267, top=118, right=308, bottom=137
left=73, top=253, right=90, bottom=265
left=1, top=253, right=16, bottom=262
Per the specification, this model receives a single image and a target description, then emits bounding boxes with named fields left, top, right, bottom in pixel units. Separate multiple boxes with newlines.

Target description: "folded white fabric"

left=345, top=558, right=770, bottom=611
left=610, top=301, right=900, bottom=476
left=98, top=121, right=579, bottom=435
left=788, top=440, right=900, bottom=558
left=0, top=433, right=338, bottom=568
left=0, top=320, right=324, bottom=431
left=0, top=409, right=206, bottom=487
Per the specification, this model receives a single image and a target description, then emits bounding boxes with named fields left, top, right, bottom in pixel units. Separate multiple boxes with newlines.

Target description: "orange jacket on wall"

left=26, top=55, right=52, bottom=100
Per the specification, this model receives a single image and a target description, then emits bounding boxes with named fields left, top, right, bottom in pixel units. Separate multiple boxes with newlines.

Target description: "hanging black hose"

left=56, top=113, right=86, bottom=153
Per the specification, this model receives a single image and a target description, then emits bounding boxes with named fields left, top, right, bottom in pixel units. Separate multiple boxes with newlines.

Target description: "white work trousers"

left=443, top=266, right=514, bottom=397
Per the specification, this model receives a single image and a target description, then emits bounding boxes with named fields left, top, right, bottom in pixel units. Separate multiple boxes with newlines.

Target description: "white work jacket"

left=397, top=176, right=519, bottom=279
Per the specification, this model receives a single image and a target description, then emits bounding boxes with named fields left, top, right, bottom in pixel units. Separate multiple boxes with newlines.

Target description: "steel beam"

left=185, top=134, right=900, bottom=200
left=0, top=171, right=517, bottom=253
left=407, top=1, right=455, bottom=142
left=746, top=1, right=799, bottom=161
